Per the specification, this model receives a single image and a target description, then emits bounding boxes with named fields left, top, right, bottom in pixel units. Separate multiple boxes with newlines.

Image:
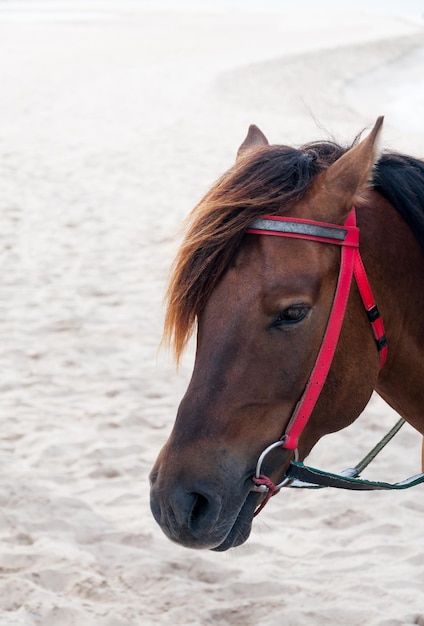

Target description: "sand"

left=0, top=2, right=424, bottom=625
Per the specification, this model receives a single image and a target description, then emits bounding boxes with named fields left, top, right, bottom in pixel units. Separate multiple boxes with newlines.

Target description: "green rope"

left=287, top=418, right=424, bottom=491
left=288, top=460, right=424, bottom=490
left=354, top=417, right=405, bottom=475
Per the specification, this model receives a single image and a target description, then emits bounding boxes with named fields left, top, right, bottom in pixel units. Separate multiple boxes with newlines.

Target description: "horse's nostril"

left=188, top=492, right=211, bottom=531
left=150, top=480, right=225, bottom=546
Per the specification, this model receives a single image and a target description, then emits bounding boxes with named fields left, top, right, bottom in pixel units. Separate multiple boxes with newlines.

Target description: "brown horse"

left=150, top=118, right=424, bottom=551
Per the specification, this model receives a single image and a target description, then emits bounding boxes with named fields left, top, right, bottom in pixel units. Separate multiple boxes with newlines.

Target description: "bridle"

left=246, top=207, right=389, bottom=513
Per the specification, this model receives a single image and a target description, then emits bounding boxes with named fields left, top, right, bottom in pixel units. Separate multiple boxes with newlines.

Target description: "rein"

left=246, top=208, right=424, bottom=514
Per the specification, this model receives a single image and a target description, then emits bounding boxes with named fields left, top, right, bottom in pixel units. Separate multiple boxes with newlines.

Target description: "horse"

left=149, top=117, right=424, bottom=551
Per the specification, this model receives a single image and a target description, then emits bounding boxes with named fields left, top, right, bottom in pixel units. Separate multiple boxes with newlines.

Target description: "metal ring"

left=251, top=441, right=298, bottom=492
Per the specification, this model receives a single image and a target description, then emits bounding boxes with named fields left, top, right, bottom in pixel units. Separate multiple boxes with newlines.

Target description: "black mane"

left=286, top=141, right=424, bottom=248
left=373, top=153, right=424, bottom=248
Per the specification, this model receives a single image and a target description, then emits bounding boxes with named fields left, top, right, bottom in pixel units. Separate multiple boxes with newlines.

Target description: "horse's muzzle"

left=149, top=465, right=258, bottom=550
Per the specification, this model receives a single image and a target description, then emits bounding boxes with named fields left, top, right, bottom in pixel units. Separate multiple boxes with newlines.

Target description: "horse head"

left=150, top=119, right=387, bottom=551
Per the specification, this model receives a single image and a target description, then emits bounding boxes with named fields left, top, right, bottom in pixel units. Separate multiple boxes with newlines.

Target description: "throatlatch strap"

left=353, top=253, right=388, bottom=368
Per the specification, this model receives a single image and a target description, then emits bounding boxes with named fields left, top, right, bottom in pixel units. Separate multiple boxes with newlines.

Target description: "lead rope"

left=287, top=416, right=424, bottom=491
left=252, top=417, right=424, bottom=498
left=287, top=417, right=408, bottom=489
left=253, top=418, right=423, bottom=511
left=342, top=417, right=405, bottom=478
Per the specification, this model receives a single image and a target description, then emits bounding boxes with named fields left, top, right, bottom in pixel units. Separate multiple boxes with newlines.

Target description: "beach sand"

left=0, top=2, right=424, bottom=624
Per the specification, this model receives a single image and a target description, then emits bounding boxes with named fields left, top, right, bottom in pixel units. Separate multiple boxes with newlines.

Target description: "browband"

left=247, top=215, right=359, bottom=247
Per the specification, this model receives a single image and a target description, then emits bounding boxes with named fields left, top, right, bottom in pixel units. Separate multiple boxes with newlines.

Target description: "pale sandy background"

left=0, top=1, right=424, bottom=625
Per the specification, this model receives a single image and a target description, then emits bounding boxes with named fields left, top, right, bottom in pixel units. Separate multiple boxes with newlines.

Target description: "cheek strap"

left=248, top=207, right=387, bottom=452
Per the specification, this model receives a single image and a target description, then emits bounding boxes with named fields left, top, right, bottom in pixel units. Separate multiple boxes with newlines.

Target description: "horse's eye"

left=272, top=305, right=309, bottom=327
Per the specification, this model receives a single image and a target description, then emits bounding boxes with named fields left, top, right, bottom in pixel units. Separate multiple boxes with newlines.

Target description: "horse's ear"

left=318, top=116, right=384, bottom=220
left=237, top=124, right=269, bottom=160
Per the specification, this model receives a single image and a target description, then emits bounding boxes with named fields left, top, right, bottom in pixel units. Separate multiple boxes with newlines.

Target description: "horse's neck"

left=362, top=194, right=424, bottom=435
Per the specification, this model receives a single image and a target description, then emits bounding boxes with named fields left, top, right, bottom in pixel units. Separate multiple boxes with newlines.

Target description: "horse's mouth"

left=211, top=490, right=260, bottom=551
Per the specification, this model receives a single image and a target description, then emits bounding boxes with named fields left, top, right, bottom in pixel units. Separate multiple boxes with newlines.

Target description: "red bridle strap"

left=246, top=207, right=387, bottom=452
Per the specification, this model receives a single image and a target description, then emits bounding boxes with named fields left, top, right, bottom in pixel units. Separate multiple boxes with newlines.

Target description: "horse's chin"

left=210, top=491, right=259, bottom=552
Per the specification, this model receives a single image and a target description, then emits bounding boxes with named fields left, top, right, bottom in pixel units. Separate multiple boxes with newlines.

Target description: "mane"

left=164, top=138, right=424, bottom=360
left=373, top=153, right=424, bottom=247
